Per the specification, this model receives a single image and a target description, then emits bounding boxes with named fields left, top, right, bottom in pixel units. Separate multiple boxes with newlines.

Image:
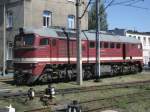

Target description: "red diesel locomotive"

left=13, top=28, right=143, bottom=84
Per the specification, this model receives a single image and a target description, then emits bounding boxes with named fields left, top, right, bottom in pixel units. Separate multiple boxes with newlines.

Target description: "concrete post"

left=76, top=0, right=83, bottom=85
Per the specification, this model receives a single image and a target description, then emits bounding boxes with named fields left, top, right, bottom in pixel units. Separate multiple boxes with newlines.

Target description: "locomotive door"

left=51, top=39, right=58, bottom=61
left=122, top=44, right=126, bottom=60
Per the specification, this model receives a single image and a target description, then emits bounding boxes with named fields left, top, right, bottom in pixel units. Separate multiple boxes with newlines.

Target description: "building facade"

left=0, top=0, right=88, bottom=69
left=126, top=31, right=150, bottom=65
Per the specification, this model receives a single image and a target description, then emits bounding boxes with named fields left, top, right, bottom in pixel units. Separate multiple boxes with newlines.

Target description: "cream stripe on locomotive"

left=14, top=57, right=143, bottom=63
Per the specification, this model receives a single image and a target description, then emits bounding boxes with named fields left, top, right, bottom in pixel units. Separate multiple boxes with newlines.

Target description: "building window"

left=148, top=38, right=150, bottom=46
left=143, top=37, right=146, bottom=45
left=68, top=15, right=75, bottom=29
left=7, top=42, right=13, bottom=60
left=6, top=11, right=13, bottom=28
left=138, top=36, right=140, bottom=40
left=43, top=10, right=52, bottom=27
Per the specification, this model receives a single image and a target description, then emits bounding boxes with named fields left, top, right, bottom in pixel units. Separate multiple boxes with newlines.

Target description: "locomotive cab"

left=14, top=33, right=37, bottom=84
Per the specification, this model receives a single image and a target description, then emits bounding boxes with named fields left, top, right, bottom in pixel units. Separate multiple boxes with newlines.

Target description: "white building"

left=126, top=32, right=150, bottom=65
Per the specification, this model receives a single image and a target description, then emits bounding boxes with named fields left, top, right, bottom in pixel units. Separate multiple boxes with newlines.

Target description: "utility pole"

left=95, top=0, right=101, bottom=81
left=3, top=3, right=6, bottom=76
left=76, top=0, right=83, bottom=85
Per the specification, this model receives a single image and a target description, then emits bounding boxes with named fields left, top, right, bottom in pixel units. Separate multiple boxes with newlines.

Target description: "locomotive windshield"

left=14, top=34, right=35, bottom=47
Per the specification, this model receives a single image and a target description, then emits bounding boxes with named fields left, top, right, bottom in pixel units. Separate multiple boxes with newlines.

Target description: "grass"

left=0, top=72, right=150, bottom=111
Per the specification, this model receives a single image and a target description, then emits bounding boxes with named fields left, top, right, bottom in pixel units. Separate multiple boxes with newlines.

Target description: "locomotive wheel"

left=14, top=72, right=27, bottom=85
left=66, top=70, right=73, bottom=81
left=39, top=73, right=48, bottom=83
left=39, top=72, right=52, bottom=83
left=57, top=71, right=63, bottom=82
left=130, top=65, right=136, bottom=74
left=111, top=65, right=117, bottom=76
left=84, top=71, right=92, bottom=80
left=82, top=69, right=85, bottom=80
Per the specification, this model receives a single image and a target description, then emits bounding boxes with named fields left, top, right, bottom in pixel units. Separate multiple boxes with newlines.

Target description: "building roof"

left=107, top=28, right=126, bottom=36
left=23, top=27, right=141, bottom=44
left=127, top=30, right=150, bottom=36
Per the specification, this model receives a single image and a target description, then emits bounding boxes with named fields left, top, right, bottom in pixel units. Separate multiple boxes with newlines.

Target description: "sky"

left=105, top=0, right=150, bottom=32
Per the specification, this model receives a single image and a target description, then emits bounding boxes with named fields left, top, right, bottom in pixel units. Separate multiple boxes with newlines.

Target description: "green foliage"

left=88, top=2, right=108, bottom=31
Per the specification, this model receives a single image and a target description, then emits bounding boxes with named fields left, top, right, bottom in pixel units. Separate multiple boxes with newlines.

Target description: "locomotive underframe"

left=14, top=61, right=142, bottom=85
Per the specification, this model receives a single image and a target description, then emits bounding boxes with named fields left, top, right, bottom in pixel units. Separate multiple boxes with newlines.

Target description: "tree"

left=88, top=1, right=108, bottom=31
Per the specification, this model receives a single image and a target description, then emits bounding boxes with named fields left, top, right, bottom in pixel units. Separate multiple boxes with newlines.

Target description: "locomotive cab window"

left=89, top=41, right=95, bottom=48
left=14, top=34, right=35, bottom=47
left=40, top=38, right=49, bottom=45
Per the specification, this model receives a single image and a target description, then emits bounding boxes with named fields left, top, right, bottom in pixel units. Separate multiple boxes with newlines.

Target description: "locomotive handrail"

left=13, top=46, right=37, bottom=50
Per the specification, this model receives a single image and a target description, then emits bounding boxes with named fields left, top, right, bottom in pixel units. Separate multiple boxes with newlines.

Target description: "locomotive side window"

left=116, top=43, right=120, bottom=49
left=82, top=45, right=85, bottom=51
left=100, top=42, right=103, bottom=48
left=89, top=41, right=95, bottom=48
left=104, top=42, right=109, bottom=48
left=52, top=39, right=56, bottom=46
left=110, top=43, right=115, bottom=48
left=40, top=38, right=49, bottom=45
left=132, top=44, right=136, bottom=48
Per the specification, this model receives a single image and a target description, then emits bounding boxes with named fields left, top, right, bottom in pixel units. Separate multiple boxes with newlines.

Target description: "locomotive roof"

left=23, top=27, right=141, bottom=44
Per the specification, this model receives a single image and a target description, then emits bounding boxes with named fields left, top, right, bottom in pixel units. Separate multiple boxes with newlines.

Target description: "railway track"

left=56, top=80, right=150, bottom=95
left=81, top=91, right=150, bottom=112
left=0, top=80, right=150, bottom=100
left=23, top=80, right=150, bottom=112
left=24, top=107, right=51, bottom=112
left=24, top=91, right=150, bottom=112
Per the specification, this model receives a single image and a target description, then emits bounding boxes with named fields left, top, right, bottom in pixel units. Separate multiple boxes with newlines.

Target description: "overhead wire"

left=112, top=0, right=149, bottom=10
left=112, top=0, right=138, bottom=5
left=104, top=0, right=115, bottom=10
left=125, top=0, right=144, bottom=5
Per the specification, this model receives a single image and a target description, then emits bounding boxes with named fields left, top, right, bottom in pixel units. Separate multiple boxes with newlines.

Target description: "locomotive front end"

left=13, top=31, right=40, bottom=85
